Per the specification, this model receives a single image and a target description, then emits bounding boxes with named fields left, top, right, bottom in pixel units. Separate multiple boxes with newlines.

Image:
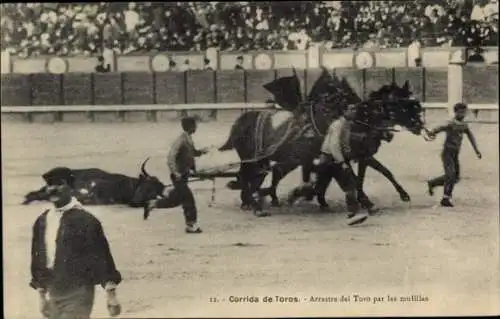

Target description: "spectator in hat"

left=168, top=59, right=177, bottom=71
left=30, top=167, right=122, bottom=319
left=234, top=55, right=245, bottom=70
left=407, top=37, right=422, bottom=67
left=204, top=58, right=213, bottom=70
left=467, top=47, right=486, bottom=63
left=179, top=58, right=190, bottom=71
left=95, top=56, right=110, bottom=73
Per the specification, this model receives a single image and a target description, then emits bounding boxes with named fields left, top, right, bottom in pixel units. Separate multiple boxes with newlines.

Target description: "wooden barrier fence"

left=1, top=66, right=497, bottom=124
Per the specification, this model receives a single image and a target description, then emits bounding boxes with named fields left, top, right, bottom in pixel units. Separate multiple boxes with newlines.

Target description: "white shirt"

left=256, top=19, right=269, bottom=31
left=45, top=197, right=82, bottom=269
left=484, top=1, right=498, bottom=20
left=102, top=48, right=114, bottom=69
left=321, top=117, right=347, bottom=163
left=407, top=40, right=421, bottom=67
left=471, top=4, right=485, bottom=21
left=296, top=31, right=310, bottom=50
left=124, top=9, right=140, bottom=32
left=425, top=5, right=444, bottom=18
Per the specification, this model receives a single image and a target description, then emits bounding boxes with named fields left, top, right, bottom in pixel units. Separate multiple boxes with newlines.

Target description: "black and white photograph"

left=1, top=1, right=499, bottom=318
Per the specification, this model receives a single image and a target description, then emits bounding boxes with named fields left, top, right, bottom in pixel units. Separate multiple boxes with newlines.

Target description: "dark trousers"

left=429, top=149, right=461, bottom=198
left=155, top=174, right=198, bottom=226
left=48, top=285, right=94, bottom=319
left=315, top=155, right=361, bottom=214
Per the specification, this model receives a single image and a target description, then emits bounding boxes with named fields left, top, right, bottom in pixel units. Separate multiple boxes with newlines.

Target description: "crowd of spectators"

left=1, top=1, right=498, bottom=58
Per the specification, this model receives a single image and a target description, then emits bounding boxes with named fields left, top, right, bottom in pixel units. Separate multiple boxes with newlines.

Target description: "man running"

left=143, top=117, right=209, bottom=233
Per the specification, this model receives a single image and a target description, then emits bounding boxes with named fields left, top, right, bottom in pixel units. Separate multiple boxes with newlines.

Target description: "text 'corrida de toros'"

left=229, top=296, right=300, bottom=303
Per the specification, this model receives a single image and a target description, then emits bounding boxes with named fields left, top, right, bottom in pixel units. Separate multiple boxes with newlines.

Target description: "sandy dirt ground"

left=2, top=118, right=499, bottom=318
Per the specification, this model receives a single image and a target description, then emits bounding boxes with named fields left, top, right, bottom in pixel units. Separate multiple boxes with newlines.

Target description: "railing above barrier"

left=1, top=102, right=498, bottom=113
left=0, top=103, right=265, bottom=112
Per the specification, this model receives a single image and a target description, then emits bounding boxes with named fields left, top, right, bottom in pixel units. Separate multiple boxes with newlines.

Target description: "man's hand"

left=105, top=285, right=121, bottom=317
left=38, top=289, right=50, bottom=318
left=199, top=146, right=211, bottom=154
left=188, top=169, right=199, bottom=178
left=173, top=171, right=183, bottom=180
left=340, top=162, right=350, bottom=170
left=427, top=131, right=436, bottom=140
left=476, top=150, right=482, bottom=159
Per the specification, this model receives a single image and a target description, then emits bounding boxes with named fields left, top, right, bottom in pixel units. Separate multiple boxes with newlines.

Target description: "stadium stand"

left=1, top=1, right=498, bottom=57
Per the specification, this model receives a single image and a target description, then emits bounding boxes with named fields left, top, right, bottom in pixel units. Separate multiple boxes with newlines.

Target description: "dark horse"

left=216, top=69, right=341, bottom=216
left=291, top=80, right=426, bottom=213
left=217, top=69, right=425, bottom=216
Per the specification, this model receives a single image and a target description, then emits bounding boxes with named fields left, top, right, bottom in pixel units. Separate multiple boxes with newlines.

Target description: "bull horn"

left=141, top=157, right=151, bottom=176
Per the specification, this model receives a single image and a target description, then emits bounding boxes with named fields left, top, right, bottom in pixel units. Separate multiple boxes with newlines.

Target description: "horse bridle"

left=308, top=101, right=325, bottom=136
left=309, top=99, right=399, bottom=137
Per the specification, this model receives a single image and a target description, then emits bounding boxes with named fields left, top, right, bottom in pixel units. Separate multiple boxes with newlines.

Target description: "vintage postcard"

left=2, top=1, right=499, bottom=318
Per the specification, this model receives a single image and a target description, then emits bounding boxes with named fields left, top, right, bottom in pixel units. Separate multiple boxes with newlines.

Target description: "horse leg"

left=261, top=161, right=299, bottom=207
left=249, top=163, right=271, bottom=217
left=355, top=159, right=380, bottom=215
left=365, top=156, right=411, bottom=202
left=301, top=158, right=316, bottom=201
left=314, top=162, right=335, bottom=211
left=239, top=163, right=253, bottom=210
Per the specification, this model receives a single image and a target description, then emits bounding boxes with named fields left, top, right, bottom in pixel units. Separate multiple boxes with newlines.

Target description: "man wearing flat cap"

left=235, top=55, right=245, bottom=70
left=143, top=117, right=209, bottom=233
left=30, top=167, right=122, bottom=319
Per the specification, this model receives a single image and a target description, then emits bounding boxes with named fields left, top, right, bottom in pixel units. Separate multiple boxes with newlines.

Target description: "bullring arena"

left=2, top=109, right=499, bottom=317
left=2, top=1, right=500, bottom=317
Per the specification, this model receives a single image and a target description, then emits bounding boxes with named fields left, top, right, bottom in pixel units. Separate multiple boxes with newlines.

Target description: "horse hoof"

left=400, top=193, right=411, bottom=202
left=254, top=211, right=271, bottom=217
left=240, top=204, right=251, bottom=211
left=368, top=207, right=382, bottom=215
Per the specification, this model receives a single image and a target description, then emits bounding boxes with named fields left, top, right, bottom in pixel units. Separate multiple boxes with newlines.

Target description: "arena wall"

left=2, top=46, right=498, bottom=73
left=1, top=66, right=498, bottom=124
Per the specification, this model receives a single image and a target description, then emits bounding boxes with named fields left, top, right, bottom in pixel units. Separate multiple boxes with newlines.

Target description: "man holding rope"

left=143, top=116, right=209, bottom=234
left=316, top=104, right=369, bottom=226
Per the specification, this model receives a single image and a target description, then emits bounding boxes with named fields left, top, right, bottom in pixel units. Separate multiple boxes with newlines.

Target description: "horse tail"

left=218, top=110, right=262, bottom=152
left=218, top=129, right=236, bottom=151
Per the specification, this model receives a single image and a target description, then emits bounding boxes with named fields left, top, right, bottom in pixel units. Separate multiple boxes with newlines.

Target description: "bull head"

left=131, top=157, right=165, bottom=207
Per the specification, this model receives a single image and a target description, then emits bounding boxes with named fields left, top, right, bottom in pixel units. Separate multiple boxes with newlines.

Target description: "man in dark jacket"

left=234, top=55, right=245, bottom=70
left=30, top=167, right=122, bottom=319
left=143, top=117, right=209, bottom=233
